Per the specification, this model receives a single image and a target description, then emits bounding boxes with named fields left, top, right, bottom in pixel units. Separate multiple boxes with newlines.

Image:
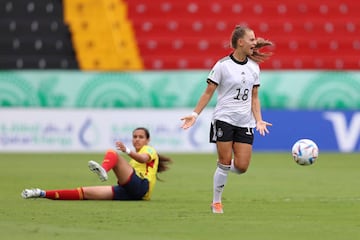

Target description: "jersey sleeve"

left=141, top=145, right=157, bottom=162
left=207, top=61, right=222, bottom=85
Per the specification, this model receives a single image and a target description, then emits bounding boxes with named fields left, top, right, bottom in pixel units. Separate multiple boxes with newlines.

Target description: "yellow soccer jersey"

left=129, top=145, right=159, bottom=200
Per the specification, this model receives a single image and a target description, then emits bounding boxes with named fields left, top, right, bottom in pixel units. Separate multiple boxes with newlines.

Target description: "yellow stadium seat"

left=63, top=0, right=143, bottom=70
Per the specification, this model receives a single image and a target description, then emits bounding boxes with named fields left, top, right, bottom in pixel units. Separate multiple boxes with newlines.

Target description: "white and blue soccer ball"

left=291, top=139, right=319, bottom=166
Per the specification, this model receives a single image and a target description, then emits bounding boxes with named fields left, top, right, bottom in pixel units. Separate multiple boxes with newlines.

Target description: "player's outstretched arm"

left=181, top=82, right=217, bottom=130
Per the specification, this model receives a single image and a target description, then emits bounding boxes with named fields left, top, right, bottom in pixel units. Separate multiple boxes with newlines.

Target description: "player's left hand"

left=256, top=120, right=272, bottom=136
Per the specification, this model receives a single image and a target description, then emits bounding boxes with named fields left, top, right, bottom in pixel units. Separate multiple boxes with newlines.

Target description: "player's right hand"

left=180, top=115, right=196, bottom=129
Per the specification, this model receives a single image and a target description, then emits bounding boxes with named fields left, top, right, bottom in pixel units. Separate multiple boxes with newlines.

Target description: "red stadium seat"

left=124, top=0, right=360, bottom=70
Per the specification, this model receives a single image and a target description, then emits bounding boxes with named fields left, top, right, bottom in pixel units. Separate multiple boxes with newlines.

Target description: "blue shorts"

left=112, top=170, right=149, bottom=200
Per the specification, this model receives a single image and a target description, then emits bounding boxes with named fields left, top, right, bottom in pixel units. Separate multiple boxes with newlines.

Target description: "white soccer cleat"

left=88, top=160, right=108, bottom=181
left=21, top=188, right=44, bottom=199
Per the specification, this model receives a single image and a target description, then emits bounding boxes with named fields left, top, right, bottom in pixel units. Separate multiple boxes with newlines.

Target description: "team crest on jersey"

left=217, top=127, right=223, bottom=137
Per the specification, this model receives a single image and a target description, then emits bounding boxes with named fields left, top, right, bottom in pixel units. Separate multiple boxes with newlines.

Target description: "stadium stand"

left=0, top=1, right=358, bottom=70
left=63, top=0, right=143, bottom=70
left=0, top=0, right=78, bottom=69
left=124, top=0, right=360, bottom=70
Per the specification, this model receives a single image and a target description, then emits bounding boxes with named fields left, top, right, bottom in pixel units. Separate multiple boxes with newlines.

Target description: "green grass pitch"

left=0, top=152, right=359, bottom=240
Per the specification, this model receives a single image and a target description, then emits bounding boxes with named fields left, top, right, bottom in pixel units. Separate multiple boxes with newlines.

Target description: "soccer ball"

left=291, top=139, right=319, bottom=166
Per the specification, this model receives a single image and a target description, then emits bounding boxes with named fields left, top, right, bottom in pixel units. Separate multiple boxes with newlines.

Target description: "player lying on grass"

left=21, top=127, right=172, bottom=200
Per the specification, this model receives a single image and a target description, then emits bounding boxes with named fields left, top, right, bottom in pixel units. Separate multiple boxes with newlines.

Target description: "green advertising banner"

left=0, top=70, right=359, bottom=109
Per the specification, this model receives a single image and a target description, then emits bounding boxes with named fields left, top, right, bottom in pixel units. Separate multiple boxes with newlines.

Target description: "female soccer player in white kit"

left=181, top=25, right=273, bottom=214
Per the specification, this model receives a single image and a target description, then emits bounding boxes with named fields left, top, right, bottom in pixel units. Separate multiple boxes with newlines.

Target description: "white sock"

left=213, top=163, right=230, bottom=203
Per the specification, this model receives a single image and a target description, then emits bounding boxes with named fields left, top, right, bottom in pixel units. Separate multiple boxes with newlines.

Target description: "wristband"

left=124, top=146, right=131, bottom=154
left=191, top=112, right=199, bottom=119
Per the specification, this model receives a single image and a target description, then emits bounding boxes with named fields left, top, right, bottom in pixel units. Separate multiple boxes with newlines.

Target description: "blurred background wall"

left=0, top=0, right=359, bottom=152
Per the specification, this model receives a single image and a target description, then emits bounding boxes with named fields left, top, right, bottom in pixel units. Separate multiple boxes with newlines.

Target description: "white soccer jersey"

left=207, top=54, right=260, bottom=128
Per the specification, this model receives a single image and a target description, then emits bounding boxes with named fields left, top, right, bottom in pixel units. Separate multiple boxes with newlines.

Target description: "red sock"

left=101, top=149, right=119, bottom=172
left=45, top=188, right=84, bottom=200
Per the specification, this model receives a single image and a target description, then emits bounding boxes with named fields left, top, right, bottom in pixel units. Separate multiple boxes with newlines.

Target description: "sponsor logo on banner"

left=78, top=118, right=100, bottom=148
left=0, top=122, right=73, bottom=147
left=323, top=112, right=360, bottom=152
left=0, top=109, right=359, bottom=152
